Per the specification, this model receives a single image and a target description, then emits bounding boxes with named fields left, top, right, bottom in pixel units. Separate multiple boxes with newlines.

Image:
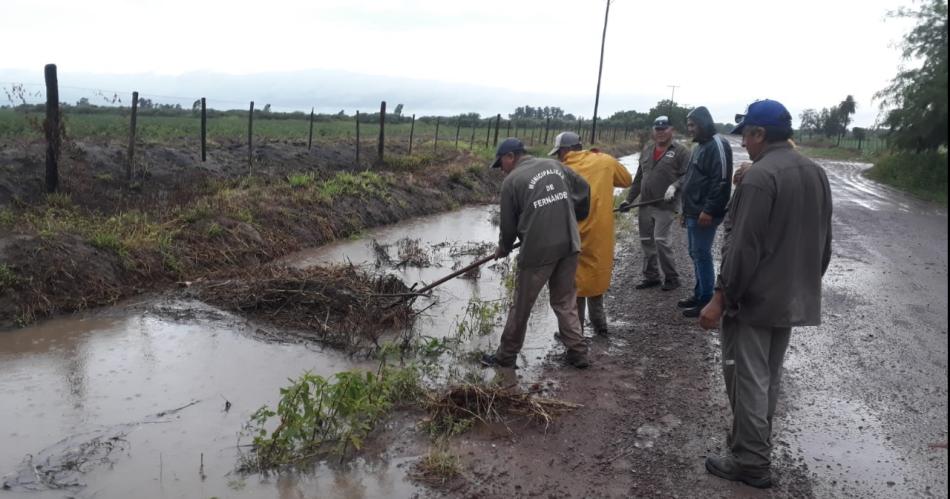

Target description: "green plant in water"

left=242, top=361, right=422, bottom=471
left=455, top=297, right=504, bottom=339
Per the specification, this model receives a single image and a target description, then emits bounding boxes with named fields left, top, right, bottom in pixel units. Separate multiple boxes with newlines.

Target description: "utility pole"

left=591, top=0, right=611, bottom=145
left=667, top=84, right=679, bottom=116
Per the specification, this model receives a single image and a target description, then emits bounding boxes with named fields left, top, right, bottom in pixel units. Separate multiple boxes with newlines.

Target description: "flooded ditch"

left=0, top=197, right=594, bottom=498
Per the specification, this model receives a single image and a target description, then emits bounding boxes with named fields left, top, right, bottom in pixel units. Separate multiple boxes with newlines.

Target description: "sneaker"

left=634, top=279, right=662, bottom=290
left=677, top=297, right=699, bottom=308
left=704, top=455, right=772, bottom=489
left=480, top=353, right=517, bottom=368
left=565, top=352, right=591, bottom=369
left=661, top=279, right=681, bottom=291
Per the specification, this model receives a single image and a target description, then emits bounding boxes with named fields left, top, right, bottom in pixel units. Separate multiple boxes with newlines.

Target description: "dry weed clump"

left=195, top=264, right=419, bottom=348
left=395, top=237, right=434, bottom=268
left=424, top=383, right=581, bottom=432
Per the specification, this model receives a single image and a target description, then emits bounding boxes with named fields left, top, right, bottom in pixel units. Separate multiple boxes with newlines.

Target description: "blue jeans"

left=685, top=216, right=720, bottom=303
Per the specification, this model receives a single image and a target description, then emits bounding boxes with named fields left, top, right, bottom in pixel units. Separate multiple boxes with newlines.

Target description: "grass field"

left=0, top=108, right=607, bottom=148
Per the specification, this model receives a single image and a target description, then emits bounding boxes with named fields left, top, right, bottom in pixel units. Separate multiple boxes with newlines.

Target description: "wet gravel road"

left=444, top=150, right=947, bottom=498
left=781, top=157, right=948, bottom=497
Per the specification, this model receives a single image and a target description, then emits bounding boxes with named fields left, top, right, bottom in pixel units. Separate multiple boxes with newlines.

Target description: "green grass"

left=797, top=144, right=875, bottom=162
left=0, top=263, right=17, bottom=290
left=287, top=172, right=315, bottom=188
left=0, top=108, right=489, bottom=144
left=864, top=151, right=948, bottom=206
left=318, top=171, right=388, bottom=200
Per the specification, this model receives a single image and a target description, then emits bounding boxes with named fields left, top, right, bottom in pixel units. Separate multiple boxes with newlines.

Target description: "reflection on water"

left=0, top=156, right=641, bottom=497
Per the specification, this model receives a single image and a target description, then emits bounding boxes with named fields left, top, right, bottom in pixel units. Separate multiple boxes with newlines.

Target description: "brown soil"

left=427, top=218, right=814, bottom=498
left=0, top=138, right=639, bottom=329
left=0, top=137, right=507, bottom=328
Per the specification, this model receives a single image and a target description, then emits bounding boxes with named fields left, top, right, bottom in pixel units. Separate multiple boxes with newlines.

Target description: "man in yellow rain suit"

left=551, top=132, right=632, bottom=335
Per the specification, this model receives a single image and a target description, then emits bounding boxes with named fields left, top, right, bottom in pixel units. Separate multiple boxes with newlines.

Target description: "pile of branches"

left=424, top=383, right=581, bottom=432
left=195, top=264, right=419, bottom=348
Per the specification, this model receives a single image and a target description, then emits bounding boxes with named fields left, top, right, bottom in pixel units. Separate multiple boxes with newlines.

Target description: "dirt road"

left=444, top=151, right=948, bottom=498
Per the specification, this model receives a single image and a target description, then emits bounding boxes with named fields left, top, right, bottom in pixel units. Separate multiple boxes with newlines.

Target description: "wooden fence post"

left=493, top=114, right=501, bottom=146
left=44, top=64, right=60, bottom=193
left=506, top=120, right=512, bottom=138
left=247, top=101, right=254, bottom=173
left=355, top=111, right=361, bottom=165
left=469, top=121, right=476, bottom=150
left=408, top=114, right=416, bottom=155
left=201, top=97, right=207, bottom=161
left=455, top=118, right=461, bottom=148
left=544, top=117, right=550, bottom=145
left=307, top=107, right=314, bottom=151
left=127, top=91, right=138, bottom=182
left=377, top=101, right=386, bottom=164
left=434, top=117, right=441, bottom=154
left=485, top=119, right=492, bottom=148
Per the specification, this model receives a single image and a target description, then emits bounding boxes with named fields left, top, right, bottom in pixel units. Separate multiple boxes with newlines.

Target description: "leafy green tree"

left=875, top=0, right=948, bottom=151
left=799, top=109, right=820, bottom=135
left=649, top=100, right=693, bottom=131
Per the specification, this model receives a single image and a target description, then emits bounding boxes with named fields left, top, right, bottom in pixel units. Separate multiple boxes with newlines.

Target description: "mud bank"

left=0, top=138, right=639, bottom=329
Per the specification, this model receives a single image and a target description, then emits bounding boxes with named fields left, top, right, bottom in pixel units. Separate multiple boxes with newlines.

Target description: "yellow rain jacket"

left=562, top=150, right=633, bottom=297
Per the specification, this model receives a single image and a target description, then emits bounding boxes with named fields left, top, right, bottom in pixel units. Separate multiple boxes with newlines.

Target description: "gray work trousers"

left=495, top=254, right=587, bottom=365
left=576, top=295, right=606, bottom=334
left=638, top=205, right=679, bottom=282
left=720, top=315, right=792, bottom=472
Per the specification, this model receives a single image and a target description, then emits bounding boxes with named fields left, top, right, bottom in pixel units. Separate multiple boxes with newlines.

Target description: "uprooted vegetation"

left=238, top=295, right=576, bottom=474
left=194, top=264, right=419, bottom=349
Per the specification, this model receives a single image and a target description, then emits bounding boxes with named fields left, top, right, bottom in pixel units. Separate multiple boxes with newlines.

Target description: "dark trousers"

left=720, top=315, right=791, bottom=473
left=495, top=254, right=587, bottom=365
left=576, top=294, right=606, bottom=334
left=685, top=216, right=720, bottom=302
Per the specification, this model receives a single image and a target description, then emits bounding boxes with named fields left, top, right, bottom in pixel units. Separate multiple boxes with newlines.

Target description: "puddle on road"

left=0, top=202, right=583, bottom=498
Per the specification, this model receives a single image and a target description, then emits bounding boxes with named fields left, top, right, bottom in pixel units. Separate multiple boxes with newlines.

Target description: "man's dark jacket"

left=681, top=106, right=733, bottom=218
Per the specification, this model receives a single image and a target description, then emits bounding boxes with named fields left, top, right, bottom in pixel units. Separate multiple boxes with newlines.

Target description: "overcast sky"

left=0, top=0, right=918, bottom=127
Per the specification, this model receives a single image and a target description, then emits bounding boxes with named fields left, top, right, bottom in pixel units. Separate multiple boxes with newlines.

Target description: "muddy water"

left=284, top=206, right=564, bottom=370
left=0, top=151, right=647, bottom=499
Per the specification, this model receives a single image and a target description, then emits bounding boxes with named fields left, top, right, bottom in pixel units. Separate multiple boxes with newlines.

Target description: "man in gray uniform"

left=481, top=138, right=592, bottom=369
left=699, top=100, right=833, bottom=488
left=619, top=115, right=690, bottom=291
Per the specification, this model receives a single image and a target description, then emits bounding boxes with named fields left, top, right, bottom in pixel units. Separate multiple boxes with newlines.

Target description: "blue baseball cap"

left=731, top=99, right=793, bottom=135
left=490, top=138, right=526, bottom=168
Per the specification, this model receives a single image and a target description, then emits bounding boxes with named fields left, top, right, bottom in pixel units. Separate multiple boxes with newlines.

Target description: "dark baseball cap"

left=653, top=116, right=671, bottom=130
left=547, top=131, right=581, bottom=156
left=731, top=99, right=793, bottom=135
left=490, top=138, right=526, bottom=168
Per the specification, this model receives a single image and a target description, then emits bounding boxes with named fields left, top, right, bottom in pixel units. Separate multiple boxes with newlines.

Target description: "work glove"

left=664, top=185, right=677, bottom=202
left=617, top=201, right=633, bottom=213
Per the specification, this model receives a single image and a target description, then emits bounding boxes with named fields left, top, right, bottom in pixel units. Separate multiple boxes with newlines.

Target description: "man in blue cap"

left=699, top=99, right=833, bottom=488
left=482, top=138, right=592, bottom=369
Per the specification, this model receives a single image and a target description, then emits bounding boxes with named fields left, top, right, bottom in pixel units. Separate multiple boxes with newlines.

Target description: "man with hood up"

left=680, top=106, right=733, bottom=318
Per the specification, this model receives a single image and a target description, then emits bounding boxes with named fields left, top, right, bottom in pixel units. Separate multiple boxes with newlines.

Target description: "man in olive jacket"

left=699, top=100, right=833, bottom=489
left=481, top=138, right=592, bottom=369
left=619, top=116, right=690, bottom=291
